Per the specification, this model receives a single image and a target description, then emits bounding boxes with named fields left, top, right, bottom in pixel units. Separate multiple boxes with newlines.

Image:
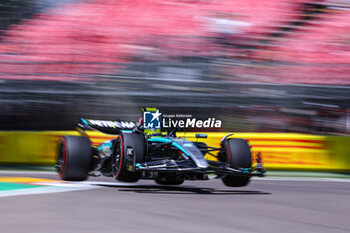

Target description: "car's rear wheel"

left=112, top=133, right=145, bottom=182
left=221, top=138, right=252, bottom=187
left=56, top=136, right=92, bottom=181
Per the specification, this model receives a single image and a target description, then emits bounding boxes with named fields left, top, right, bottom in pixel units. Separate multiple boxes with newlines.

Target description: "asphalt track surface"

left=0, top=172, right=350, bottom=233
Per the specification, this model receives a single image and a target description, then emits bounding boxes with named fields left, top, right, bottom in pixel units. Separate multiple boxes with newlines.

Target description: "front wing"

left=128, top=158, right=265, bottom=177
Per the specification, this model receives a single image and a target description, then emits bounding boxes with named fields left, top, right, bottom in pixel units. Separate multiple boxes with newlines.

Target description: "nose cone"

left=196, top=159, right=208, bottom=168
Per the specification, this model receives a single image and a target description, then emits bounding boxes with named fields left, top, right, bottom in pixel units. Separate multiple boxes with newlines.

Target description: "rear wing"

left=78, top=118, right=136, bottom=135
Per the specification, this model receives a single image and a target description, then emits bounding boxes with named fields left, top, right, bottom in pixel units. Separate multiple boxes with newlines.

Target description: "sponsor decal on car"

left=88, top=120, right=136, bottom=129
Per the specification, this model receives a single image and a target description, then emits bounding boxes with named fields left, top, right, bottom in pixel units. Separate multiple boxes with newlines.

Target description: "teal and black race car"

left=56, top=117, right=265, bottom=187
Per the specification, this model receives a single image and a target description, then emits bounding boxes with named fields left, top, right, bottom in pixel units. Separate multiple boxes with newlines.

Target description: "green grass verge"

left=0, top=182, right=41, bottom=191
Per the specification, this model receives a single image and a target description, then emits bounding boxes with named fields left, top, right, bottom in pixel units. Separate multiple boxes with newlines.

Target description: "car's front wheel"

left=221, top=138, right=252, bottom=187
left=112, top=133, right=145, bottom=182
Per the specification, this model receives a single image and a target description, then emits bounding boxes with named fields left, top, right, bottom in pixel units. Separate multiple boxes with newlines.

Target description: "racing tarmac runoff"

left=0, top=171, right=349, bottom=233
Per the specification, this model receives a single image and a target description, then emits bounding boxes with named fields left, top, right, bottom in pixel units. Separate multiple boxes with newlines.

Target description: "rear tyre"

left=56, top=136, right=92, bottom=181
left=112, top=133, right=145, bottom=182
left=221, top=138, right=252, bottom=187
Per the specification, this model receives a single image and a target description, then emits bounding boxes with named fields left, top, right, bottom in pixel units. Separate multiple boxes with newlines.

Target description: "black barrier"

left=0, top=59, right=349, bottom=133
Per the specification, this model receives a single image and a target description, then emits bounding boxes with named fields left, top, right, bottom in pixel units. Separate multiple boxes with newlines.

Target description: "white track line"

left=1, top=170, right=350, bottom=183
left=0, top=170, right=55, bottom=175
left=0, top=186, right=98, bottom=198
left=1, top=177, right=350, bottom=198
left=0, top=181, right=143, bottom=198
left=252, top=177, right=350, bottom=182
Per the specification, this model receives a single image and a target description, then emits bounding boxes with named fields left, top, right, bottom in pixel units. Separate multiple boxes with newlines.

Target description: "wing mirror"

left=195, top=133, right=207, bottom=138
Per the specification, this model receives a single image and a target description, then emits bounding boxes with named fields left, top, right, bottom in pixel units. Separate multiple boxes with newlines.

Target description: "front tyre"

left=221, top=138, right=252, bottom=187
left=56, top=136, right=92, bottom=181
left=112, top=133, right=145, bottom=182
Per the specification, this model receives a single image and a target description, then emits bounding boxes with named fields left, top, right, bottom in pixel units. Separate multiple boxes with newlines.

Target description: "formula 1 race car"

left=56, top=116, right=265, bottom=187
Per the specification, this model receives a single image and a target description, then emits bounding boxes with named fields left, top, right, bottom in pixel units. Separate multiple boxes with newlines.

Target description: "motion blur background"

left=1, top=3, right=350, bottom=232
left=0, top=0, right=349, bottom=134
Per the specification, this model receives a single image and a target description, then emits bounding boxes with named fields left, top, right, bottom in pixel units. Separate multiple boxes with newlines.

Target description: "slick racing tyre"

left=221, top=138, right=252, bottom=187
left=112, top=133, right=145, bottom=182
left=56, top=136, right=92, bottom=181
